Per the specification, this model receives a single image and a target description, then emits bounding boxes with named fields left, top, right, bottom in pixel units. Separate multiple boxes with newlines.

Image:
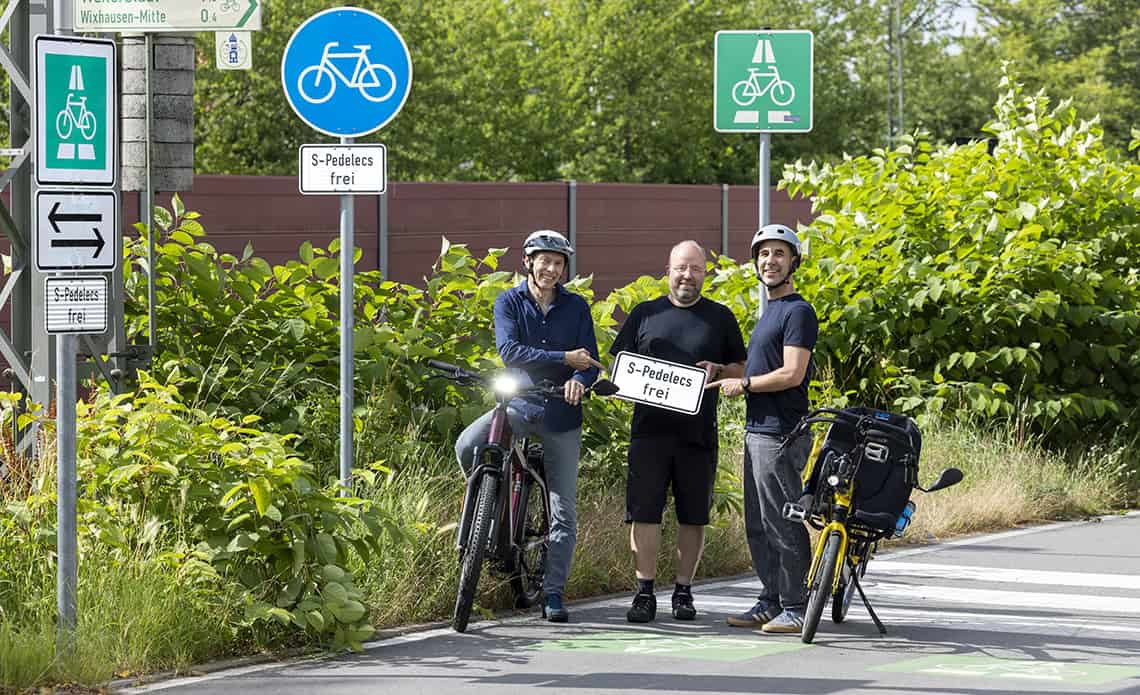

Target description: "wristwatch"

left=739, top=377, right=750, bottom=393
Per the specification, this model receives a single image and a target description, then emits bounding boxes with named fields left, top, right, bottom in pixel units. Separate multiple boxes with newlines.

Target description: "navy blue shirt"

left=745, top=294, right=818, bottom=435
left=494, top=281, right=600, bottom=432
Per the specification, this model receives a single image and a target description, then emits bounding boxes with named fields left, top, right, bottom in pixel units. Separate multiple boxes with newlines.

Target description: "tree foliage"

left=784, top=73, right=1140, bottom=437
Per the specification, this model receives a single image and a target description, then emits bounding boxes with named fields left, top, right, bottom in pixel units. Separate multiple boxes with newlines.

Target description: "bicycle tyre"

left=297, top=64, right=337, bottom=104
left=771, top=80, right=795, bottom=106
left=77, top=111, right=97, bottom=140
left=802, top=531, right=841, bottom=644
left=358, top=63, right=397, bottom=103
left=832, top=556, right=864, bottom=623
left=731, top=80, right=756, bottom=107
left=453, top=472, right=497, bottom=632
left=509, top=477, right=548, bottom=608
left=55, top=110, right=73, bottom=140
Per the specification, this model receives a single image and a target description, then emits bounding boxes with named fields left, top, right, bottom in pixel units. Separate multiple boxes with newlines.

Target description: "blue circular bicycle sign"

left=281, top=7, right=412, bottom=138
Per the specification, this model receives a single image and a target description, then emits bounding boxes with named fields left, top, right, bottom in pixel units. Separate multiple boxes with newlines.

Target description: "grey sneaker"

left=726, top=599, right=780, bottom=627
left=760, top=609, right=805, bottom=634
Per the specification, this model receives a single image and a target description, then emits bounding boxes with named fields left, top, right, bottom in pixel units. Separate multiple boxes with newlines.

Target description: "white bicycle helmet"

left=750, top=223, right=802, bottom=263
left=523, top=229, right=574, bottom=262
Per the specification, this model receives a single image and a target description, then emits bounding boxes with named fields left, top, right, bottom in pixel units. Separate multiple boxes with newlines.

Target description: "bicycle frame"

left=316, top=43, right=375, bottom=86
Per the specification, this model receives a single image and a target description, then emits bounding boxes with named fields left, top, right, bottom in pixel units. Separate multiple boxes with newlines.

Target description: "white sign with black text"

left=612, top=351, right=707, bottom=415
left=45, top=276, right=107, bottom=335
left=299, top=144, right=387, bottom=195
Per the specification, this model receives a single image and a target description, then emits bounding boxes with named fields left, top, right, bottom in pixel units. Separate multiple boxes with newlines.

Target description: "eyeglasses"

left=669, top=264, right=706, bottom=274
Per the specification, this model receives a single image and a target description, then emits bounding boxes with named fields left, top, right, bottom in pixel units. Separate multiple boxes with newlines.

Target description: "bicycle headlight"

left=492, top=374, right=520, bottom=397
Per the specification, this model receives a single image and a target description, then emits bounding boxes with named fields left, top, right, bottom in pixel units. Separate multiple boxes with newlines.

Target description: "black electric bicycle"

left=427, top=359, right=618, bottom=632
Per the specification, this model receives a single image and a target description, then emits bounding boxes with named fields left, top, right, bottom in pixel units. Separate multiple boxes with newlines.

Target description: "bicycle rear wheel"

left=453, top=472, right=498, bottom=632
left=802, top=531, right=841, bottom=643
left=509, top=477, right=549, bottom=608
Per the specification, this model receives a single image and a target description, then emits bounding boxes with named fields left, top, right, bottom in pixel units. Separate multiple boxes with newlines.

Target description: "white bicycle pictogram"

left=55, top=93, right=97, bottom=141
left=297, top=42, right=397, bottom=104
left=732, top=66, right=795, bottom=107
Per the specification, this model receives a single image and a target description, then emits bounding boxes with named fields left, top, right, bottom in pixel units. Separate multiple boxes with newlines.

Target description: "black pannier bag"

left=804, top=407, right=921, bottom=533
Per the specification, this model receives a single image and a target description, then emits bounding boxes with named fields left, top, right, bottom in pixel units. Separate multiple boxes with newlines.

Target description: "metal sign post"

left=282, top=7, right=412, bottom=494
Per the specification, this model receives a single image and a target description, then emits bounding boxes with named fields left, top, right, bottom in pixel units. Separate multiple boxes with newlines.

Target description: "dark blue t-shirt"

left=745, top=293, right=818, bottom=435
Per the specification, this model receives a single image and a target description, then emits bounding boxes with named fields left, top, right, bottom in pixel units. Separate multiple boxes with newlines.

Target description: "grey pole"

left=720, top=183, right=729, bottom=258
left=56, top=333, right=77, bottom=644
left=144, top=33, right=156, bottom=347
left=758, top=133, right=771, bottom=318
left=339, top=137, right=354, bottom=495
left=567, top=180, right=577, bottom=279
left=378, top=189, right=388, bottom=278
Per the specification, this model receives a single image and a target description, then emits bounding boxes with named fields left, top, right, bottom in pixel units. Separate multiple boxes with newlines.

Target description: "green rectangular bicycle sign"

left=35, top=35, right=117, bottom=186
left=714, top=30, right=813, bottom=133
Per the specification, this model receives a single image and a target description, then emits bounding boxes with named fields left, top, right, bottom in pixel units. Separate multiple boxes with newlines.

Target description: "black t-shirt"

left=745, top=293, right=818, bottom=435
left=610, top=296, right=747, bottom=448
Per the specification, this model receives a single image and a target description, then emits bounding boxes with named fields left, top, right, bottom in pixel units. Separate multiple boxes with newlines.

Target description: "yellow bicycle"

left=781, top=407, right=963, bottom=643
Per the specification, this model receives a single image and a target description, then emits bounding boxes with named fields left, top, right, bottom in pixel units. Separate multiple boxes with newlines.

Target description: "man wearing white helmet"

left=454, top=229, right=603, bottom=623
left=707, top=223, right=818, bottom=634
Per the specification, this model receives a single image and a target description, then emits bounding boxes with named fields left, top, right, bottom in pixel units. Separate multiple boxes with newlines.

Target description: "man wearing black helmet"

left=454, top=229, right=603, bottom=623
left=707, top=223, right=818, bottom=634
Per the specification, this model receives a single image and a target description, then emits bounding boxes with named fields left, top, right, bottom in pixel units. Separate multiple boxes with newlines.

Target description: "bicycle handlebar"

left=425, top=359, right=618, bottom=400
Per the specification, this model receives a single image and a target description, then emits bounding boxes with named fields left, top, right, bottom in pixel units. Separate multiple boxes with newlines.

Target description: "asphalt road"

left=123, top=512, right=1140, bottom=695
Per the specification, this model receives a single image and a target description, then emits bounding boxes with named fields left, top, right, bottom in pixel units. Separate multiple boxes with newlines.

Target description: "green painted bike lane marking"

left=871, top=654, right=1140, bottom=686
left=532, top=631, right=810, bottom=662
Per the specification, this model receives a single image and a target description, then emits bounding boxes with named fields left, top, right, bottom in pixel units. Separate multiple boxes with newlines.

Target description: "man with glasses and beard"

left=609, top=241, right=747, bottom=623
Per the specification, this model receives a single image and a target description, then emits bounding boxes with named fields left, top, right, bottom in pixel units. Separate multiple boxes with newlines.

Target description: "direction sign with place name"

left=45, top=276, right=107, bottom=335
left=714, top=30, right=813, bottom=133
left=282, top=7, right=413, bottom=138
left=36, top=191, right=119, bottom=272
left=611, top=351, right=707, bottom=415
left=75, top=0, right=261, bottom=32
left=300, top=144, right=387, bottom=195
left=36, top=36, right=116, bottom=186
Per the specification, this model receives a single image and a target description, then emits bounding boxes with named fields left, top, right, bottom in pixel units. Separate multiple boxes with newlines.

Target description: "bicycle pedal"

left=782, top=502, right=807, bottom=521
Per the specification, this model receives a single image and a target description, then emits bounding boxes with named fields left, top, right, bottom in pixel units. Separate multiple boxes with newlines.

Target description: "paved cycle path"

left=125, top=512, right=1140, bottom=695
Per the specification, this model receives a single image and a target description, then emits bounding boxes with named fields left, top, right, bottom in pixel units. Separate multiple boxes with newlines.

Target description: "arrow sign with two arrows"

left=36, top=191, right=119, bottom=272
left=48, top=201, right=106, bottom=258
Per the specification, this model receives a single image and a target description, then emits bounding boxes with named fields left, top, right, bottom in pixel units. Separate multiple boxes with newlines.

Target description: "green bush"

left=783, top=74, right=1140, bottom=439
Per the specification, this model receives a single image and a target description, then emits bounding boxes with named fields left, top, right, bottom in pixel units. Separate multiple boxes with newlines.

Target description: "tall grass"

left=2, top=414, right=1135, bottom=689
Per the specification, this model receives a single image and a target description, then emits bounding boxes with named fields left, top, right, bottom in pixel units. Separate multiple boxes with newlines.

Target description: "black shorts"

left=625, top=435, right=718, bottom=526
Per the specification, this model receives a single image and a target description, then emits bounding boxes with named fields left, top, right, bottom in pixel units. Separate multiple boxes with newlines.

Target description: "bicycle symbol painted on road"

left=732, top=66, right=795, bottom=107
left=297, top=42, right=397, bottom=104
left=55, top=93, right=97, bottom=141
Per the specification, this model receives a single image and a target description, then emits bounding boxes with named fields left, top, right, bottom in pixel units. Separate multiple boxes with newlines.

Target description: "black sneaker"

left=671, top=591, right=697, bottom=620
left=626, top=592, right=656, bottom=623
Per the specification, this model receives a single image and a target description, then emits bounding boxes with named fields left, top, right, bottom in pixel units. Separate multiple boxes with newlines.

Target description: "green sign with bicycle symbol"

left=714, top=30, right=813, bottom=133
left=35, top=36, right=116, bottom=187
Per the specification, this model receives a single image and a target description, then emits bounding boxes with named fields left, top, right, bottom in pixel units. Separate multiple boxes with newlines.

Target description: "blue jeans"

left=455, top=407, right=582, bottom=597
left=743, top=432, right=812, bottom=610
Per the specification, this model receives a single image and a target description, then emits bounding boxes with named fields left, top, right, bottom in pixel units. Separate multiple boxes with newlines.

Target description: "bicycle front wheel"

left=509, top=477, right=549, bottom=609
left=731, top=80, right=756, bottom=107
left=358, top=63, right=397, bottom=103
left=802, top=531, right=841, bottom=643
left=453, top=472, right=498, bottom=632
left=771, top=80, right=795, bottom=106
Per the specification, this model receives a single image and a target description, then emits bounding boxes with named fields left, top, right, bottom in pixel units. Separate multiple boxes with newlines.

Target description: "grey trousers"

left=742, top=431, right=812, bottom=609
left=455, top=408, right=582, bottom=597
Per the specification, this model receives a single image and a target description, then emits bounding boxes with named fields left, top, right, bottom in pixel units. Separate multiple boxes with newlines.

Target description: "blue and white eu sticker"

left=612, top=352, right=707, bottom=415
left=281, top=7, right=412, bottom=138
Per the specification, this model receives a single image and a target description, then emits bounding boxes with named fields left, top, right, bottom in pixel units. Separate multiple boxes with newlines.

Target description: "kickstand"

left=852, top=569, right=887, bottom=635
